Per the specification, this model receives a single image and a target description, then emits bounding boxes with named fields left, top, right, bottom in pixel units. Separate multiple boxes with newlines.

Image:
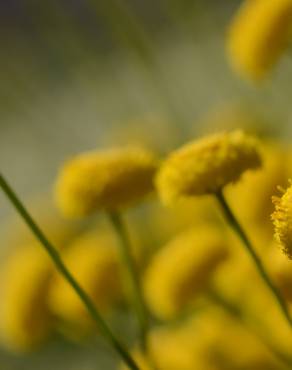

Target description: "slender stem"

left=108, top=211, right=149, bottom=352
left=215, top=189, right=292, bottom=330
left=0, top=174, right=140, bottom=370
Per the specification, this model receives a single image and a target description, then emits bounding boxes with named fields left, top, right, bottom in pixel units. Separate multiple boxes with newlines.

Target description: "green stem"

left=108, top=211, right=149, bottom=352
left=215, top=189, right=292, bottom=331
left=0, top=173, right=140, bottom=370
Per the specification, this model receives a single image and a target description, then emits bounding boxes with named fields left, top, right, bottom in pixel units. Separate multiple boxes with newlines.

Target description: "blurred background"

left=2, top=0, right=292, bottom=212
left=2, top=0, right=292, bottom=369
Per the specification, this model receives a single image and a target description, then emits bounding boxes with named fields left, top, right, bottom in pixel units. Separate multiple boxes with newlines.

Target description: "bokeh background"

left=2, top=1, right=292, bottom=369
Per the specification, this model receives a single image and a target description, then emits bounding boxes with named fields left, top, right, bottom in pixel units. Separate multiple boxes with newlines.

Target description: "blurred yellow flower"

left=120, top=317, right=217, bottom=370
left=156, top=130, right=261, bottom=205
left=121, top=306, right=279, bottom=370
left=272, top=181, right=292, bottom=258
left=215, top=233, right=292, bottom=360
left=206, top=313, right=280, bottom=369
left=0, top=245, right=54, bottom=351
left=143, top=226, right=229, bottom=320
left=148, top=323, right=213, bottom=370
left=240, top=248, right=292, bottom=360
left=213, top=231, right=256, bottom=303
left=148, top=196, right=220, bottom=247
left=227, top=142, right=289, bottom=243
left=227, top=0, right=292, bottom=82
left=55, top=147, right=158, bottom=217
left=48, top=231, right=122, bottom=331
left=268, top=242, right=292, bottom=302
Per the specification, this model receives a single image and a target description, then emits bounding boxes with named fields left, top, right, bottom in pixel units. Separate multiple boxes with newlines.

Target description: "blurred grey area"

left=1, top=0, right=292, bottom=369
left=2, top=0, right=292, bottom=215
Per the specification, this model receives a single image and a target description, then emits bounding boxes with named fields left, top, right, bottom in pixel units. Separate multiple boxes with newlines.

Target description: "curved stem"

left=0, top=173, right=140, bottom=370
left=108, top=211, right=149, bottom=353
left=215, top=189, right=292, bottom=331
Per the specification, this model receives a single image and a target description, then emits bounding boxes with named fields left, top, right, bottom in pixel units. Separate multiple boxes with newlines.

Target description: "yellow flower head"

left=228, top=142, right=289, bottom=242
left=201, top=311, right=279, bottom=369
left=48, top=231, right=122, bottom=331
left=272, top=181, right=292, bottom=258
left=119, top=318, right=219, bottom=370
left=55, top=147, right=158, bottom=216
left=143, top=226, right=229, bottom=320
left=0, top=245, right=54, bottom=351
left=156, top=130, right=261, bottom=205
left=227, top=0, right=292, bottom=82
left=121, top=306, right=277, bottom=370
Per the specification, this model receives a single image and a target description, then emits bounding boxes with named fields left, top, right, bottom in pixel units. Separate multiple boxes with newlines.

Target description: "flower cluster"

left=3, top=1, right=292, bottom=369
left=3, top=128, right=292, bottom=370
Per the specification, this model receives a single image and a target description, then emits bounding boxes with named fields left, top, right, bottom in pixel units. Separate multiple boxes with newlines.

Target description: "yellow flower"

left=48, top=230, right=122, bottom=331
left=143, top=226, right=229, bottom=320
left=205, top=312, right=279, bottom=369
left=228, top=142, right=289, bottom=243
left=148, top=196, right=220, bottom=246
left=238, top=245, right=292, bottom=359
left=121, top=306, right=278, bottom=370
left=267, top=244, right=292, bottom=302
left=0, top=245, right=54, bottom=351
left=271, top=182, right=292, bottom=258
left=156, top=130, right=261, bottom=205
left=213, top=231, right=256, bottom=304
left=55, top=147, right=158, bottom=216
left=119, top=318, right=218, bottom=370
left=227, top=0, right=292, bottom=82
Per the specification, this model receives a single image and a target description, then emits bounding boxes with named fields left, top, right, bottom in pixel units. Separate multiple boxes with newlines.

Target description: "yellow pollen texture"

left=156, top=130, right=261, bottom=205
left=55, top=147, right=159, bottom=216
left=272, top=182, right=292, bottom=258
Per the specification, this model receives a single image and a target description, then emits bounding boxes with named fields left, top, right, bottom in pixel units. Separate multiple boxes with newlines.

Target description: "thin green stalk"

left=108, top=211, right=149, bottom=352
left=0, top=173, right=140, bottom=370
left=215, top=189, right=292, bottom=331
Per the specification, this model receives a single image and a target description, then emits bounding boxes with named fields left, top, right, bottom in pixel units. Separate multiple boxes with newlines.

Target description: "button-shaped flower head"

left=143, top=226, right=229, bottom=320
left=272, top=182, right=292, bottom=258
left=55, top=147, right=158, bottom=216
left=227, top=0, right=292, bottom=82
left=156, top=130, right=261, bottom=205
left=0, top=245, right=54, bottom=351
left=48, top=231, right=123, bottom=331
